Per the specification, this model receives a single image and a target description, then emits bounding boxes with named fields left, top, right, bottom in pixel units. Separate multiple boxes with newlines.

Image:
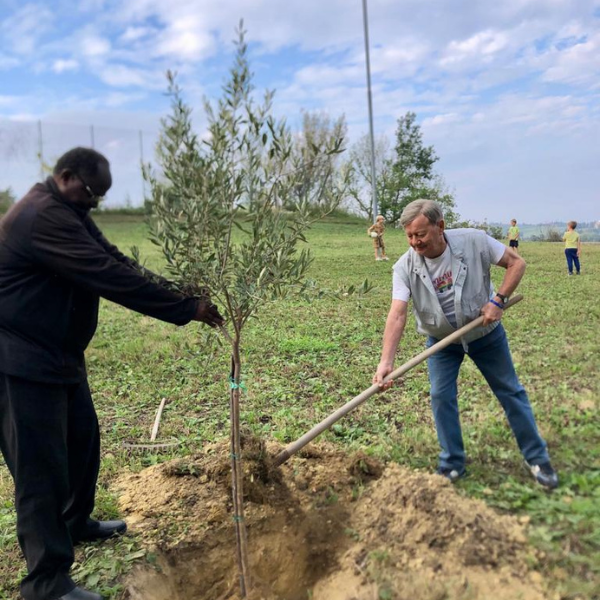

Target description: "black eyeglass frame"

left=75, top=173, right=103, bottom=200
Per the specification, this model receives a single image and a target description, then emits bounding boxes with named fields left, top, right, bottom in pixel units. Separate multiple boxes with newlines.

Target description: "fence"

left=0, top=118, right=161, bottom=208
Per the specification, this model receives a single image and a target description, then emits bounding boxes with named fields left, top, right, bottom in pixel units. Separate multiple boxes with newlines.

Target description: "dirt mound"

left=116, top=441, right=547, bottom=600
left=314, top=464, right=543, bottom=600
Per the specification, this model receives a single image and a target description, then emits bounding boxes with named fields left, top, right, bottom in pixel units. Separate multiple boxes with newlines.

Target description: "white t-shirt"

left=392, top=235, right=507, bottom=326
left=423, top=245, right=457, bottom=326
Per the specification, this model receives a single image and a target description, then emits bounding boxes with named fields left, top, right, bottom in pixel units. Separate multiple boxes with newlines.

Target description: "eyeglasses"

left=76, top=173, right=103, bottom=201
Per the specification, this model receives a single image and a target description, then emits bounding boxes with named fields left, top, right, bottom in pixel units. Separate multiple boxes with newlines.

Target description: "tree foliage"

left=143, top=23, right=362, bottom=596
left=145, top=40, right=349, bottom=321
left=345, top=133, right=391, bottom=222
left=0, top=187, right=16, bottom=213
left=354, top=112, right=458, bottom=225
left=530, top=228, right=562, bottom=242
left=282, top=110, right=350, bottom=212
left=452, top=219, right=504, bottom=240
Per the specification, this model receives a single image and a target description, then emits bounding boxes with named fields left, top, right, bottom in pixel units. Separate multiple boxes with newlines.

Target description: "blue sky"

left=0, top=0, right=599, bottom=223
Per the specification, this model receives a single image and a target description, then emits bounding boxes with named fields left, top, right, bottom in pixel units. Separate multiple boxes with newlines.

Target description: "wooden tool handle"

left=273, top=294, right=523, bottom=467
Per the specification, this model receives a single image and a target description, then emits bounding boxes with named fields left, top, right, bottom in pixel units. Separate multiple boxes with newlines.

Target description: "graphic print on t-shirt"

left=432, top=270, right=453, bottom=294
left=424, top=246, right=457, bottom=327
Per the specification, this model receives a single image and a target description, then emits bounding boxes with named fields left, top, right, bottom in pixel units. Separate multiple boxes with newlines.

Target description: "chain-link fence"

left=0, top=118, right=160, bottom=208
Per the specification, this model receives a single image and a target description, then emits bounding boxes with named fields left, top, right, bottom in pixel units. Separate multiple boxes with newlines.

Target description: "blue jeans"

left=426, top=324, right=549, bottom=471
left=565, top=248, right=580, bottom=274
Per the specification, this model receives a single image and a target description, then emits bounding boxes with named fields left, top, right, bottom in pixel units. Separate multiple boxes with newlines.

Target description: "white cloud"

left=97, top=64, right=157, bottom=87
left=541, top=32, right=600, bottom=87
left=120, top=26, right=154, bottom=42
left=153, top=18, right=215, bottom=61
left=81, top=35, right=112, bottom=57
left=373, top=43, right=430, bottom=76
left=52, top=59, right=80, bottom=73
left=0, top=0, right=599, bottom=219
left=294, top=64, right=363, bottom=88
left=422, top=113, right=462, bottom=127
left=6, top=113, right=40, bottom=122
left=0, top=3, right=54, bottom=56
left=0, top=96, right=19, bottom=107
left=0, top=54, right=20, bottom=70
left=104, top=92, right=147, bottom=107
left=441, top=29, right=510, bottom=67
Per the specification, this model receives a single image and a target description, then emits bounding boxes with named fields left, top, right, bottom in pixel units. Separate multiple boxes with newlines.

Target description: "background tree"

left=345, top=133, right=391, bottom=221
left=279, top=110, right=350, bottom=211
left=143, top=23, right=365, bottom=597
left=378, top=112, right=457, bottom=225
left=452, top=218, right=503, bottom=239
left=0, top=187, right=16, bottom=213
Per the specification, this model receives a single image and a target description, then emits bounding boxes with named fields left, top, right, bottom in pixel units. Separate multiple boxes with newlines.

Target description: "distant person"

left=373, top=199, right=558, bottom=490
left=0, top=147, right=224, bottom=600
left=367, top=214, right=389, bottom=261
left=507, top=219, right=520, bottom=254
left=562, top=221, right=581, bottom=275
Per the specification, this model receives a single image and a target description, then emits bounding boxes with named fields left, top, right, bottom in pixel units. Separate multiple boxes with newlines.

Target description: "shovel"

left=273, top=294, right=523, bottom=466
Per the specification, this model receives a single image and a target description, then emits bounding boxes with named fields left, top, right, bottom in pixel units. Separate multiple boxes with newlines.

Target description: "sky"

left=0, top=0, right=599, bottom=223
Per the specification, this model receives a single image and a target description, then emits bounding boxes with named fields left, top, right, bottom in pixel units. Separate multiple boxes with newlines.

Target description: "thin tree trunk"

left=230, top=348, right=250, bottom=596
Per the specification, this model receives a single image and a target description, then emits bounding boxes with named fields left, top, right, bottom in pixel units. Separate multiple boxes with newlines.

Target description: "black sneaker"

left=526, top=461, right=558, bottom=489
left=437, top=466, right=466, bottom=483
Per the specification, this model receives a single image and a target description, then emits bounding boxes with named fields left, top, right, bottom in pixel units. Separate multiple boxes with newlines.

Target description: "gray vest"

left=393, top=228, right=499, bottom=345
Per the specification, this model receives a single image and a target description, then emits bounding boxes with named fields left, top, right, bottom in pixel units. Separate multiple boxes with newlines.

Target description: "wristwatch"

left=495, top=293, right=509, bottom=305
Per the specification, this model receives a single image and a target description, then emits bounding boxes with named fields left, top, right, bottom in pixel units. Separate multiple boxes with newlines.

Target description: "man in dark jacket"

left=0, top=147, right=224, bottom=600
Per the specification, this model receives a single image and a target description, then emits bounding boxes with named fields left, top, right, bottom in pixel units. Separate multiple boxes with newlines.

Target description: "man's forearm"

left=380, top=309, right=407, bottom=366
left=497, top=262, right=525, bottom=297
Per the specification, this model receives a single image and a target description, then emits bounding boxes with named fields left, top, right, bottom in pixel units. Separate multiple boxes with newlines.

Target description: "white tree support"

left=150, top=397, right=168, bottom=442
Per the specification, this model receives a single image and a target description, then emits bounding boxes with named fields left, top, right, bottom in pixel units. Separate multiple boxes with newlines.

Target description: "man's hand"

left=481, top=301, right=503, bottom=327
left=194, top=298, right=225, bottom=327
left=373, top=361, right=394, bottom=391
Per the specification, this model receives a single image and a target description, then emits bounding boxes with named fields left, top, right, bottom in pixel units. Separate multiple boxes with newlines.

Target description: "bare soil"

left=115, top=440, right=548, bottom=600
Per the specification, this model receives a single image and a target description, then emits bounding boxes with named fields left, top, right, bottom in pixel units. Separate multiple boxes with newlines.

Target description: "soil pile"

left=116, top=441, right=547, bottom=600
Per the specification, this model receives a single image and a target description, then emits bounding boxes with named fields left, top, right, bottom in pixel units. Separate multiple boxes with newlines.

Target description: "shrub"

left=0, top=187, right=16, bottom=213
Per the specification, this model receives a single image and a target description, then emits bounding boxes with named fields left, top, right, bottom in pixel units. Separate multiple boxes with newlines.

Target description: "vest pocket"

left=466, top=291, right=490, bottom=318
left=419, top=310, right=438, bottom=326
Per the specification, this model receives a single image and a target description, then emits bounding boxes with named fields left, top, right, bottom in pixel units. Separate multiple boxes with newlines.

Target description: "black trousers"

left=0, top=373, right=100, bottom=600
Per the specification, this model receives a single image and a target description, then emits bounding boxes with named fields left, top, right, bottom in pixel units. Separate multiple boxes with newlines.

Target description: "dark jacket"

left=0, top=178, right=198, bottom=383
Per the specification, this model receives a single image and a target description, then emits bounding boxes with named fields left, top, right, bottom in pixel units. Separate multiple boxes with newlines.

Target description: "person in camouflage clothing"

left=367, top=215, right=389, bottom=261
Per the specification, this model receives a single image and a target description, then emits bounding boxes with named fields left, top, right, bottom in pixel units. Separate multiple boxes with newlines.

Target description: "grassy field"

left=1, top=214, right=599, bottom=600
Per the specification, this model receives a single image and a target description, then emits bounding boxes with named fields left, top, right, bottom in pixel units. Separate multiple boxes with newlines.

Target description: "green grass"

left=0, top=215, right=598, bottom=599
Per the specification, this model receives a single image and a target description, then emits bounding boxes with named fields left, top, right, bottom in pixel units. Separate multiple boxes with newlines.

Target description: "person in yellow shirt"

left=562, top=221, right=581, bottom=275
left=507, top=219, right=520, bottom=254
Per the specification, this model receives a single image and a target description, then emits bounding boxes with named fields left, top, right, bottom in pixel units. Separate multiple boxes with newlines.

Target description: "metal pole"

left=37, top=120, right=44, bottom=181
left=139, top=130, right=145, bottom=203
left=90, top=125, right=95, bottom=148
left=362, top=0, right=378, bottom=223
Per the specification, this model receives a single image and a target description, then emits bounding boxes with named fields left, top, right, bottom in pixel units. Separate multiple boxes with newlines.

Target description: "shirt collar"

left=45, top=176, right=90, bottom=216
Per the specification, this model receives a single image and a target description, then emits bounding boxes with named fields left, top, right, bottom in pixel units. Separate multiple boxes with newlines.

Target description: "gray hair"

left=400, top=199, right=444, bottom=228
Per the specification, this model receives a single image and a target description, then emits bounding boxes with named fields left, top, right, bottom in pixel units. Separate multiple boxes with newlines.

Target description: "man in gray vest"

left=373, top=199, right=557, bottom=489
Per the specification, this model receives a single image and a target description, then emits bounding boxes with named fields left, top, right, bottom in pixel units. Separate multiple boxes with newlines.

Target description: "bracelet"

left=489, top=299, right=504, bottom=310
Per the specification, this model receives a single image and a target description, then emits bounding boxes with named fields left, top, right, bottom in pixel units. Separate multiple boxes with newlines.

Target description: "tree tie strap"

left=229, top=376, right=247, bottom=391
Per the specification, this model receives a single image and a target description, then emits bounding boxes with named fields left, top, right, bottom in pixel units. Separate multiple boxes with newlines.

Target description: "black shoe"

left=436, top=466, right=466, bottom=483
left=526, top=461, right=559, bottom=490
left=75, top=519, right=127, bottom=543
left=57, top=586, right=103, bottom=600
